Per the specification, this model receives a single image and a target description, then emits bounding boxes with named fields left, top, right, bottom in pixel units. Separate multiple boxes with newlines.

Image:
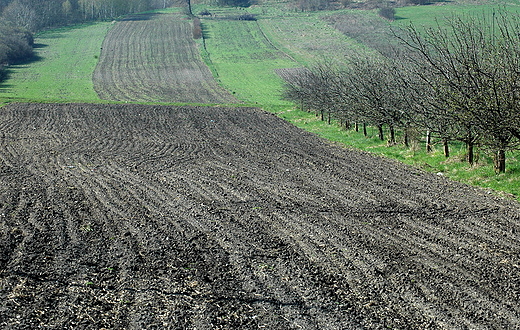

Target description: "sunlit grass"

left=0, top=22, right=111, bottom=103
left=200, top=17, right=298, bottom=107
left=394, top=1, right=520, bottom=28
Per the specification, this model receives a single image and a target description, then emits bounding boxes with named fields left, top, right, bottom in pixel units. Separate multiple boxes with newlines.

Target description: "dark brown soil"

left=93, top=12, right=237, bottom=104
left=1, top=103, right=519, bottom=329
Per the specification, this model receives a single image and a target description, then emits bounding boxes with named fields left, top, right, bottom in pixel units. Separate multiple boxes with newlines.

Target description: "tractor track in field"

left=1, top=102, right=520, bottom=329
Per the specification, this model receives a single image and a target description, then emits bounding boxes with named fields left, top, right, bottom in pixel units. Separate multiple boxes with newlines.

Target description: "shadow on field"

left=0, top=81, right=13, bottom=91
left=32, top=43, right=48, bottom=50
left=120, top=12, right=163, bottom=21
left=200, top=22, right=212, bottom=39
left=18, top=52, right=44, bottom=65
left=0, top=51, right=44, bottom=90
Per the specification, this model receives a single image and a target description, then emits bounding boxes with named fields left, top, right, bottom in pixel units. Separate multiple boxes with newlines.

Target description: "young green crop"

left=200, top=17, right=298, bottom=108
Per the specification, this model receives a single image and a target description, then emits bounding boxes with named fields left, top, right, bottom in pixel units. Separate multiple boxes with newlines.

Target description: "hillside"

left=1, top=3, right=520, bottom=328
left=1, top=103, right=520, bottom=329
left=93, top=12, right=237, bottom=104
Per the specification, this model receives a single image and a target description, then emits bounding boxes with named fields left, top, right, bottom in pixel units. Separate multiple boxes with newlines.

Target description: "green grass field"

left=199, top=16, right=298, bottom=109
left=257, top=10, right=363, bottom=65
left=196, top=4, right=368, bottom=111
left=0, top=22, right=111, bottom=103
left=394, top=1, right=520, bottom=27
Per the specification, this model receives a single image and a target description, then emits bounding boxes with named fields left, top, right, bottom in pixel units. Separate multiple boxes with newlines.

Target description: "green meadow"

left=394, top=0, right=520, bottom=27
left=199, top=17, right=297, bottom=108
left=0, top=22, right=111, bottom=104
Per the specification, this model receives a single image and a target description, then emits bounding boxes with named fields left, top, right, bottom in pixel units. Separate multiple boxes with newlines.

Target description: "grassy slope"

left=197, top=4, right=365, bottom=112
left=257, top=11, right=362, bottom=65
left=0, top=22, right=111, bottom=103
left=395, top=1, right=520, bottom=27
left=200, top=13, right=298, bottom=110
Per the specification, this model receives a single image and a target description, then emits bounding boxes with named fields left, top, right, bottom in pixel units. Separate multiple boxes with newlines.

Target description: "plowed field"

left=1, top=103, right=520, bottom=329
left=93, top=13, right=237, bottom=104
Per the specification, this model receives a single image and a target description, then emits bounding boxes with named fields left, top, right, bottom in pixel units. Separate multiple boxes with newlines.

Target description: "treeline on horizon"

left=0, top=0, right=179, bottom=80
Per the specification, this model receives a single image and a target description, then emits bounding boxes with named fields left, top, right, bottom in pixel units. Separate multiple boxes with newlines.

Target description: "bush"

left=0, top=23, right=34, bottom=65
left=0, top=65, right=7, bottom=81
left=193, top=17, right=202, bottom=39
left=237, top=14, right=257, bottom=21
left=379, top=7, right=395, bottom=20
left=217, top=0, right=253, bottom=8
left=198, top=9, right=212, bottom=16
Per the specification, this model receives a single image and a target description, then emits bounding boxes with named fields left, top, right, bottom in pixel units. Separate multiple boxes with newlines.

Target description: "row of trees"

left=0, top=0, right=179, bottom=31
left=283, top=11, right=520, bottom=173
left=0, top=22, right=33, bottom=81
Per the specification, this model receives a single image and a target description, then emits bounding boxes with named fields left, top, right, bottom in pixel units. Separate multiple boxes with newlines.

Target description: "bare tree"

left=340, top=53, right=409, bottom=144
left=2, top=0, right=37, bottom=30
left=396, top=11, right=520, bottom=172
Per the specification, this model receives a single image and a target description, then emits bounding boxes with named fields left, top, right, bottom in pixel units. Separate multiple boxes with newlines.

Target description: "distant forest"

left=0, top=0, right=179, bottom=81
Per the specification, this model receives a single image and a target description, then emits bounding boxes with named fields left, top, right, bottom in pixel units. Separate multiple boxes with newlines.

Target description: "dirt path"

left=93, top=12, right=237, bottom=104
left=1, top=103, right=519, bottom=329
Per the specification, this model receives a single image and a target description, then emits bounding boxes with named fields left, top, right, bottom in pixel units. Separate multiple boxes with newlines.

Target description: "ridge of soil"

left=1, top=103, right=519, bottom=329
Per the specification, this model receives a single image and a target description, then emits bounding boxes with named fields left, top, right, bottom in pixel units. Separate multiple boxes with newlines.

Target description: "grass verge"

left=278, top=107, right=520, bottom=200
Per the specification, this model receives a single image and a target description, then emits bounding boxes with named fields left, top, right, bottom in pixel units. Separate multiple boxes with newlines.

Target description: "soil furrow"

left=93, top=13, right=237, bottom=104
left=1, top=103, right=520, bottom=329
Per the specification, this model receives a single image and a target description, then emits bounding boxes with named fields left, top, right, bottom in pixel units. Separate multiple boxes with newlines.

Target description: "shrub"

left=379, top=7, right=395, bottom=20
left=198, top=10, right=212, bottom=16
left=237, top=14, right=257, bottom=21
left=0, top=23, right=34, bottom=65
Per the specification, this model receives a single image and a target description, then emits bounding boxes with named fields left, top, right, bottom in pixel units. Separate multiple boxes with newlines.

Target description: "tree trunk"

left=443, top=138, right=449, bottom=158
left=327, top=111, right=331, bottom=125
left=494, top=149, right=506, bottom=173
left=426, top=129, right=432, bottom=153
left=466, top=141, right=474, bottom=165
left=378, top=125, right=384, bottom=141
left=363, top=123, right=367, bottom=137
left=404, top=128, right=409, bottom=148
left=355, top=122, right=359, bottom=132
left=388, top=125, right=396, bottom=145
left=320, top=110, right=324, bottom=121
